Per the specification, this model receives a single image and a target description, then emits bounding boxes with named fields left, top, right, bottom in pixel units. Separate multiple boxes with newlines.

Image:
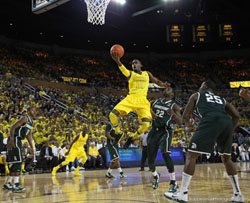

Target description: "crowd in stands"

left=1, top=44, right=250, bottom=91
left=0, top=43, right=250, bottom=176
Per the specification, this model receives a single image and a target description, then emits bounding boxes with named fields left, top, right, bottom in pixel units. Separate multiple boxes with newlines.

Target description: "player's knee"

left=221, top=155, right=231, bottom=163
left=162, top=152, right=170, bottom=162
left=187, top=151, right=200, bottom=161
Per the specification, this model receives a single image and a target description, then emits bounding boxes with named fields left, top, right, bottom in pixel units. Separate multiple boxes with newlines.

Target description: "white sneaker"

left=71, top=166, right=76, bottom=171
left=80, top=167, right=85, bottom=171
left=231, top=193, right=244, bottom=203
left=164, top=191, right=188, bottom=203
left=66, top=166, right=69, bottom=171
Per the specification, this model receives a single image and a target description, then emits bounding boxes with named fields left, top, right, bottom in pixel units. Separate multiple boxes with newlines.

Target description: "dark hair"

left=204, top=79, right=216, bottom=90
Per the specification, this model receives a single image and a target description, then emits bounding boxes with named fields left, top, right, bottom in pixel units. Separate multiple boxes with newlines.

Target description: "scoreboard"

left=166, top=25, right=184, bottom=43
left=219, top=24, right=234, bottom=42
left=166, top=24, right=236, bottom=44
left=192, top=25, right=210, bottom=43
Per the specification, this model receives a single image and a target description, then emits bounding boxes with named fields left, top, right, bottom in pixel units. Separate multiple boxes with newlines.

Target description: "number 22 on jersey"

left=155, top=109, right=164, bottom=118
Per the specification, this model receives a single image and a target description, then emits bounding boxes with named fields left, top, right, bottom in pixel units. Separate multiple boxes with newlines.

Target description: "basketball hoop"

left=84, top=0, right=111, bottom=25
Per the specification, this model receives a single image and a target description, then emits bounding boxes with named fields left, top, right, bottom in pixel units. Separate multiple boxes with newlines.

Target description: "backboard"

left=32, top=0, right=71, bottom=14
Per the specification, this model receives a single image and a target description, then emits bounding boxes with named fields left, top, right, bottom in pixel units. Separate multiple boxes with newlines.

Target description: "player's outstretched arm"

left=9, top=116, right=27, bottom=149
left=225, top=102, right=240, bottom=131
left=167, top=104, right=182, bottom=125
left=147, top=71, right=169, bottom=88
left=111, top=52, right=131, bottom=78
left=239, top=88, right=250, bottom=102
left=182, top=93, right=198, bottom=132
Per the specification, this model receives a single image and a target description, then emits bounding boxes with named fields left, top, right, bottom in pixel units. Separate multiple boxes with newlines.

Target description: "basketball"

left=110, top=44, right=124, bottom=58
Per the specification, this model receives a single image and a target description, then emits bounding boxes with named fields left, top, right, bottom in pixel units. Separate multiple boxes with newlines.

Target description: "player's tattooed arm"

left=167, top=104, right=182, bottom=125
left=9, top=116, right=27, bottom=149
left=147, top=72, right=170, bottom=88
left=225, top=102, right=240, bottom=131
left=182, top=93, right=198, bottom=132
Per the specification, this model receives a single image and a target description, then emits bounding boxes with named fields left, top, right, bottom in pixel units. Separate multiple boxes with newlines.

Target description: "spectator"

left=131, top=140, right=139, bottom=148
left=96, top=140, right=103, bottom=150
left=52, top=141, right=65, bottom=171
left=238, top=133, right=245, bottom=145
left=239, top=144, right=249, bottom=162
left=88, top=142, right=104, bottom=168
left=232, top=133, right=239, bottom=144
left=22, top=142, right=33, bottom=172
left=39, top=141, right=54, bottom=172
left=231, top=143, right=240, bottom=162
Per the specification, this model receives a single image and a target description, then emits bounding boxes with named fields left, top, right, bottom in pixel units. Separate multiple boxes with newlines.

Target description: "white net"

left=84, top=0, right=111, bottom=25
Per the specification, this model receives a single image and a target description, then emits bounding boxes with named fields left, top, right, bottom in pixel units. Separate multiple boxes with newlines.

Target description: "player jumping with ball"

left=109, top=50, right=169, bottom=148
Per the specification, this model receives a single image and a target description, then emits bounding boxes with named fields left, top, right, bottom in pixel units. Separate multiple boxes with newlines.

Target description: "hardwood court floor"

left=0, top=162, right=250, bottom=203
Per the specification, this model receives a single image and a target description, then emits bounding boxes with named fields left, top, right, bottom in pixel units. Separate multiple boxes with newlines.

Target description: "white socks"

left=169, top=172, right=176, bottom=181
left=152, top=171, right=158, bottom=176
left=6, top=176, right=12, bottom=184
left=107, top=168, right=123, bottom=174
left=14, top=176, right=19, bottom=185
left=180, top=172, right=192, bottom=194
left=229, top=175, right=241, bottom=195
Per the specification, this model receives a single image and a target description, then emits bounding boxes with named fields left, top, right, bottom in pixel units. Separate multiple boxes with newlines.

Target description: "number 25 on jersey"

left=205, top=93, right=223, bottom=104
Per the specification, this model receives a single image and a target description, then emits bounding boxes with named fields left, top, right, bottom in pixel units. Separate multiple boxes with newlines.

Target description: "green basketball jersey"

left=152, top=99, right=176, bottom=129
left=14, top=115, right=34, bottom=140
left=106, top=122, right=116, bottom=146
left=196, top=90, right=227, bottom=118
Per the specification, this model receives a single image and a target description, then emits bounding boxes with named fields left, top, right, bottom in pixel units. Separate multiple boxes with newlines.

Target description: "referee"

left=139, top=131, right=148, bottom=171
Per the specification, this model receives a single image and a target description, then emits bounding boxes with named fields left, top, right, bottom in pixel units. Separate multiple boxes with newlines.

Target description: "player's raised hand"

left=111, top=52, right=121, bottom=65
left=239, top=88, right=249, bottom=98
left=162, top=82, right=170, bottom=88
